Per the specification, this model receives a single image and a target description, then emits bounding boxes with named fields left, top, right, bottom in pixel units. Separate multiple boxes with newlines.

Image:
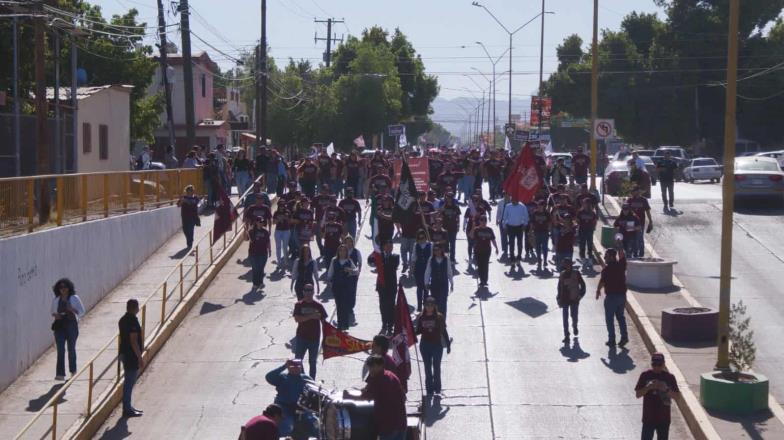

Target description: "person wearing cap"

left=635, top=353, right=679, bottom=439
left=356, top=354, right=407, bottom=440
left=614, top=203, right=641, bottom=257
left=239, top=403, right=283, bottom=440
left=411, top=229, right=433, bottom=311
left=596, top=248, right=629, bottom=347
left=376, top=240, right=400, bottom=334
left=245, top=217, right=271, bottom=289
left=339, top=187, right=362, bottom=239
left=292, top=283, right=327, bottom=377
left=265, top=359, right=314, bottom=436
left=416, top=296, right=451, bottom=397
left=557, top=259, right=586, bottom=343
left=627, top=186, right=654, bottom=258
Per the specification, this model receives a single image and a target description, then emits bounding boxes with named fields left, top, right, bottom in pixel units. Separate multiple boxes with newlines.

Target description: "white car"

left=755, top=150, right=784, bottom=170
left=546, top=152, right=572, bottom=168
left=733, top=156, right=784, bottom=202
left=683, top=158, right=723, bottom=183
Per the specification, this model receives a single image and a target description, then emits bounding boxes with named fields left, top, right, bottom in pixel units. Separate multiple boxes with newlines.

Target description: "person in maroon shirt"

left=321, top=213, right=344, bottom=267
left=575, top=183, right=599, bottom=217
left=635, top=352, right=680, bottom=440
left=531, top=202, right=552, bottom=272
left=554, top=216, right=576, bottom=270
left=627, top=186, right=654, bottom=258
left=245, top=217, right=271, bottom=289
left=240, top=404, right=283, bottom=440
left=439, top=193, right=461, bottom=262
left=369, top=169, right=393, bottom=196
left=292, top=199, right=314, bottom=254
left=428, top=216, right=449, bottom=252
left=272, top=207, right=292, bottom=270
left=596, top=248, right=629, bottom=347
left=339, top=187, right=362, bottom=238
left=576, top=199, right=598, bottom=263
left=312, top=185, right=333, bottom=256
left=415, top=296, right=451, bottom=396
left=317, top=152, right=333, bottom=187
left=613, top=204, right=641, bottom=256
left=177, top=185, right=200, bottom=249
left=298, top=157, right=319, bottom=198
left=469, top=215, right=498, bottom=287
left=572, top=146, right=590, bottom=184
left=375, top=196, right=396, bottom=247
left=359, top=354, right=407, bottom=440
left=292, top=284, right=327, bottom=378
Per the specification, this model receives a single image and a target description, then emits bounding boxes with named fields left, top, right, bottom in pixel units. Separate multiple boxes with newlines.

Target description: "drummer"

left=264, top=359, right=314, bottom=437
left=371, top=335, right=410, bottom=394
left=360, top=354, right=408, bottom=440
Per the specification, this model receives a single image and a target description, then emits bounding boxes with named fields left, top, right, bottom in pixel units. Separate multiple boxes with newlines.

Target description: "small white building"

left=47, top=85, right=133, bottom=173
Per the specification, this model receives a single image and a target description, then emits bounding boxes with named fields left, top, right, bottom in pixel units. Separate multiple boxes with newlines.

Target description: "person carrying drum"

left=264, top=359, right=316, bottom=437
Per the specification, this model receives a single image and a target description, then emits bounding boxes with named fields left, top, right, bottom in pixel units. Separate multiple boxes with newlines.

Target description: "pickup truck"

left=653, top=146, right=689, bottom=180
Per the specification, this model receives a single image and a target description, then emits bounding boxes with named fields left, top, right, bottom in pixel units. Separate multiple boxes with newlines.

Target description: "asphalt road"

left=91, top=196, right=690, bottom=439
left=641, top=180, right=784, bottom=403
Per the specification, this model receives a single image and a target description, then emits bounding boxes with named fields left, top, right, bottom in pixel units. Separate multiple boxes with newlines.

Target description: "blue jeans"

left=54, top=320, right=78, bottom=376
left=265, top=173, right=278, bottom=194
left=380, top=431, right=407, bottom=440
left=400, top=237, right=415, bottom=267
left=346, top=220, right=357, bottom=240
left=294, top=336, right=320, bottom=379
left=498, top=224, right=508, bottom=253
left=562, top=303, right=579, bottom=336
left=183, top=219, right=196, bottom=249
left=420, top=340, right=444, bottom=394
left=447, top=231, right=457, bottom=262
left=535, top=231, right=549, bottom=267
left=122, top=366, right=138, bottom=412
left=578, top=228, right=594, bottom=259
left=603, top=294, right=628, bottom=343
left=235, top=171, right=251, bottom=196
left=249, top=254, right=268, bottom=286
left=555, top=250, right=573, bottom=271
left=634, top=230, right=645, bottom=258
left=274, top=229, right=291, bottom=266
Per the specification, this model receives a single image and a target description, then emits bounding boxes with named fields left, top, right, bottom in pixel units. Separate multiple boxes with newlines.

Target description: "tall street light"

left=476, top=42, right=509, bottom=148
left=464, top=75, right=488, bottom=143
left=471, top=2, right=554, bottom=126
left=471, top=67, right=494, bottom=145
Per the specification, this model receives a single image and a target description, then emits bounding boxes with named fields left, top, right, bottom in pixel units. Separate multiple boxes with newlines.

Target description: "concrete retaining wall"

left=0, top=207, right=182, bottom=392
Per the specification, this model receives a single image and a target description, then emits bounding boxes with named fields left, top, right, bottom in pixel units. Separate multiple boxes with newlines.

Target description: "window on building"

left=82, top=123, right=91, bottom=153
left=201, top=74, right=206, bottom=98
left=99, top=124, right=108, bottom=160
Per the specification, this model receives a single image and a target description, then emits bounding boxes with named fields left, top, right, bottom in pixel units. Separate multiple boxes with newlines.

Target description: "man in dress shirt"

left=502, top=197, right=530, bottom=263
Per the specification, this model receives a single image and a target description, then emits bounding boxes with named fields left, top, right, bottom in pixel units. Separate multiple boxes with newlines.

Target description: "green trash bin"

left=601, top=225, right=616, bottom=249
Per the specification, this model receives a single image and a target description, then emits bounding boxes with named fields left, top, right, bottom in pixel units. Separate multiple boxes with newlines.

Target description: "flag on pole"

left=392, top=160, right=418, bottom=224
left=504, top=135, right=512, bottom=152
left=321, top=321, right=373, bottom=359
left=353, top=135, right=366, bottom=148
left=398, top=133, right=408, bottom=149
left=212, top=182, right=237, bottom=242
left=326, top=142, right=335, bottom=156
left=389, top=286, right=416, bottom=384
left=502, top=142, right=542, bottom=203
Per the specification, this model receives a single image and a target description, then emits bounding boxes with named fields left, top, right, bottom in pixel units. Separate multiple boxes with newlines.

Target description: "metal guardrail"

left=0, top=169, right=203, bottom=237
left=13, top=177, right=256, bottom=440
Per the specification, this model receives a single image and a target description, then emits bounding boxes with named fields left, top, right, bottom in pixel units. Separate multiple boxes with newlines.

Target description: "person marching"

left=177, top=185, right=201, bottom=249
left=424, top=245, right=454, bottom=317
left=469, top=215, right=498, bottom=288
left=292, top=285, right=327, bottom=378
left=339, top=187, right=362, bottom=239
left=321, top=212, right=344, bottom=268
left=577, top=198, right=598, bottom=265
left=245, top=217, right=272, bottom=290
left=502, top=196, right=530, bottom=263
left=596, top=248, right=629, bottom=347
left=635, top=353, right=680, bottom=440
left=291, top=245, right=319, bottom=300
left=327, top=244, right=359, bottom=331
left=557, top=258, right=586, bottom=343
left=375, top=240, right=400, bottom=335
left=272, top=205, right=292, bottom=271
left=439, top=192, right=461, bottom=263
left=415, top=296, right=451, bottom=397
left=411, top=229, right=433, bottom=311
left=343, top=235, right=362, bottom=327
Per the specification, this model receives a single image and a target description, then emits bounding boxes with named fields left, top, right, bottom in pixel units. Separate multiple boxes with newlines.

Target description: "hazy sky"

left=98, top=0, right=663, bottom=100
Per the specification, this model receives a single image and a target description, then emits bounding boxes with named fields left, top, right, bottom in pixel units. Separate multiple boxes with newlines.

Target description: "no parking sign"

left=593, top=119, right=615, bottom=139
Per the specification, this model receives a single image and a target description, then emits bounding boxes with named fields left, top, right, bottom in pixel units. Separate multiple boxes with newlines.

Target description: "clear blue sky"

left=98, top=0, right=662, bottom=100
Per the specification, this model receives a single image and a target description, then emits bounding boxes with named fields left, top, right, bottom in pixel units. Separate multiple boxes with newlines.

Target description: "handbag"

left=51, top=319, right=64, bottom=331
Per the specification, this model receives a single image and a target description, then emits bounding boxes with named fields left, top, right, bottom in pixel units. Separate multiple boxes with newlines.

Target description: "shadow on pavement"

left=503, top=264, right=529, bottom=280
left=97, top=417, right=130, bottom=439
left=706, top=408, right=777, bottom=440
left=601, top=347, right=636, bottom=374
left=424, top=395, right=450, bottom=427
left=26, top=383, right=66, bottom=412
left=169, top=247, right=190, bottom=260
left=504, top=297, right=548, bottom=318
left=199, top=301, right=225, bottom=315
left=631, top=285, right=682, bottom=294
left=734, top=199, right=784, bottom=215
left=560, top=338, right=590, bottom=363
left=533, top=268, right=554, bottom=279
left=235, top=288, right=265, bottom=306
left=268, top=268, right=287, bottom=282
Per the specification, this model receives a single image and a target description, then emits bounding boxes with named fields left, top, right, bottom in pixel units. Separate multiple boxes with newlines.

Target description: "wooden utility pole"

left=315, top=18, right=344, bottom=67
left=257, top=0, right=268, bottom=147
left=589, top=0, right=599, bottom=191
left=158, top=0, right=176, bottom=149
left=35, top=11, right=51, bottom=222
left=179, top=0, right=195, bottom=149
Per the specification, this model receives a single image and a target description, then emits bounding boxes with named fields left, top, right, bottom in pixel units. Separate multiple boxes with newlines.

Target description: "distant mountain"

left=431, top=96, right=532, bottom=142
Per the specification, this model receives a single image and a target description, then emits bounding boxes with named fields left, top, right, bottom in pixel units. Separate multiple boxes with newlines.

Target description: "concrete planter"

left=661, top=307, right=718, bottom=342
left=627, top=257, right=677, bottom=290
left=700, top=372, right=769, bottom=414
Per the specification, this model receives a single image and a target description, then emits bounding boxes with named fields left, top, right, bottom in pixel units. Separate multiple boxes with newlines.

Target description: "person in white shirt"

left=50, top=278, right=85, bottom=380
left=502, top=197, right=530, bottom=263
left=496, top=194, right=511, bottom=257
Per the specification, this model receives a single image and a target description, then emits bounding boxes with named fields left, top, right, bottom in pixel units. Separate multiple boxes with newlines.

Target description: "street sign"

left=388, top=124, right=405, bottom=137
left=504, top=123, right=515, bottom=138
left=593, top=119, right=615, bottom=140
left=514, top=130, right=530, bottom=141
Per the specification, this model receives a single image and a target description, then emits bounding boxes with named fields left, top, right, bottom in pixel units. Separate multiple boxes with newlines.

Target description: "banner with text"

left=392, top=157, right=430, bottom=193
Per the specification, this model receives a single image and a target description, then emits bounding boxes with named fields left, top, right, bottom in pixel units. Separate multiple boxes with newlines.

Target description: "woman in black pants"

left=50, top=278, right=85, bottom=380
left=415, top=296, right=451, bottom=396
left=290, top=245, right=319, bottom=300
left=468, top=215, right=498, bottom=288
left=177, top=185, right=200, bottom=249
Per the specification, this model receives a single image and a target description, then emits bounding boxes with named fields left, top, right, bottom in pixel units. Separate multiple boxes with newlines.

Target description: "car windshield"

left=656, top=149, right=683, bottom=158
left=693, top=159, right=717, bottom=167
left=736, top=159, right=779, bottom=172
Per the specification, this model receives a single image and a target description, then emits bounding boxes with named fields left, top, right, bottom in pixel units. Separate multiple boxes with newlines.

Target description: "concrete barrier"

left=0, top=206, right=182, bottom=392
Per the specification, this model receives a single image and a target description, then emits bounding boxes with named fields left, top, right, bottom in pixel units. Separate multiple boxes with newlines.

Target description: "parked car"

left=653, top=146, right=689, bottom=180
left=732, top=156, right=784, bottom=202
left=755, top=150, right=784, bottom=170
left=639, top=155, right=658, bottom=185
left=546, top=152, right=572, bottom=169
left=683, top=158, right=723, bottom=183
left=603, top=160, right=630, bottom=196
left=635, top=149, right=656, bottom=158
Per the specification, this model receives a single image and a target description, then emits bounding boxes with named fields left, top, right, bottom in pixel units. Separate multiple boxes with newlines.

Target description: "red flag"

left=321, top=321, right=373, bottom=360
left=390, top=286, right=416, bottom=383
left=212, top=182, right=237, bottom=242
left=502, top=142, right=542, bottom=203
left=372, top=251, right=385, bottom=288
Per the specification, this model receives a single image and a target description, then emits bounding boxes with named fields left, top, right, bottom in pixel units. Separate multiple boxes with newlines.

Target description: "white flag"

left=398, top=134, right=407, bottom=148
left=504, top=136, right=512, bottom=151
left=326, top=142, right=335, bottom=156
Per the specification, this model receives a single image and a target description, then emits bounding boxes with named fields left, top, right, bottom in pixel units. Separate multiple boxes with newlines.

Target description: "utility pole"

left=257, top=0, right=268, bottom=147
left=158, top=0, right=176, bottom=149
left=315, top=18, right=344, bottom=67
left=537, top=0, right=546, bottom=136
left=179, top=0, right=195, bottom=149
left=35, top=10, right=50, bottom=222
left=13, top=16, right=21, bottom=176
left=54, top=32, right=61, bottom=173
left=589, top=0, right=599, bottom=191
left=70, top=27, right=78, bottom=173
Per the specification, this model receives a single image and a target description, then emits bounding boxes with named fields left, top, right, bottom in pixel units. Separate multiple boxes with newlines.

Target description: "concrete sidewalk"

left=0, top=209, right=217, bottom=440
left=91, top=203, right=691, bottom=439
left=600, top=195, right=784, bottom=439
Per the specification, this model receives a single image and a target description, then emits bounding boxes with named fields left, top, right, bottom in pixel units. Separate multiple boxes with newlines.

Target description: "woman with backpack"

left=556, top=258, right=586, bottom=343
left=51, top=278, right=85, bottom=380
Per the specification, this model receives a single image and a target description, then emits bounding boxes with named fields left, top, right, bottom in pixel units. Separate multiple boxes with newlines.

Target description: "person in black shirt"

left=119, top=299, right=144, bottom=417
left=656, top=151, right=679, bottom=210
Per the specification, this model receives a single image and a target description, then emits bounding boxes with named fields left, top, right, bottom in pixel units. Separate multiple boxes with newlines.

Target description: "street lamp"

left=475, top=43, right=509, bottom=148
left=471, top=2, right=554, bottom=126
left=471, top=67, right=494, bottom=146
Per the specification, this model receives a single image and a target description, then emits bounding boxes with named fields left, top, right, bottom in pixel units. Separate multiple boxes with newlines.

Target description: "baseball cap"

left=286, top=358, right=303, bottom=368
left=651, top=353, right=665, bottom=365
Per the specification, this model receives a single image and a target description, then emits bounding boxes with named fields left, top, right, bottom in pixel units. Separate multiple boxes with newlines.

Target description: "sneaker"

left=252, top=284, right=259, bottom=290
left=605, top=340, right=616, bottom=347
left=536, top=264, right=542, bottom=272
left=618, top=338, right=629, bottom=347
left=562, top=335, right=570, bottom=343
left=123, top=409, right=143, bottom=418
left=573, top=328, right=579, bottom=336
left=55, top=375, right=65, bottom=381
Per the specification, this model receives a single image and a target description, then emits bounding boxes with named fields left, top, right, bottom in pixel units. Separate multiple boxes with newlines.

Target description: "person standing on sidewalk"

left=177, top=185, right=200, bottom=249
left=411, top=229, right=433, bottom=312
left=557, top=259, right=585, bottom=343
left=292, top=285, right=327, bottom=378
left=596, top=248, right=629, bottom=347
left=246, top=217, right=271, bottom=290
left=635, top=353, right=680, bottom=440
left=415, top=296, right=451, bottom=397
left=469, top=215, right=498, bottom=288
left=118, top=298, right=144, bottom=417
left=291, top=245, right=319, bottom=300
left=50, top=278, right=85, bottom=381
left=502, top=196, right=530, bottom=263
left=327, top=245, right=358, bottom=331
left=627, top=186, right=654, bottom=258
left=656, top=151, right=679, bottom=210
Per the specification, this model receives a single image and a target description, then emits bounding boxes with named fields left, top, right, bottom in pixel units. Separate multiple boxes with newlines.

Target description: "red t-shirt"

left=472, top=226, right=495, bottom=254
left=627, top=196, right=650, bottom=227
left=416, top=313, right=443, bottom=345
left=635, top=369, right=679, bottom=424
left=556, top=227, right=576, bottom=253
left=364, top=370, right=407, bottom=436
left=572, top=152, right=590, bottom=177
left=339, top=198, right=361, bottom=221
left=248, top=228, right=270, bottom=256
left=293, top=300, right=327, bottom=341
left=531, top=211, right=551, bottom=233
left=577, top=208, right=597, bottom=232
left=600, top=256, right=627, bottom=295
left=243, top=414, right=279, bottom=440
left=323, top=222, right=343, bottom=251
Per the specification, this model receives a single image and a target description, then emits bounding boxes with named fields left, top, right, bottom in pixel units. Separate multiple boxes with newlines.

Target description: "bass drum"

left=321, top=398, right=376, bottom=440
left=298, top=382, right=331, bottom=413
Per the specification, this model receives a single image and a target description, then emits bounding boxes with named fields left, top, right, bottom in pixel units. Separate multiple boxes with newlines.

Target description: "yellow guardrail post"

left=123, top=174, right=129, bottom=213
left=56, top=176, right=63, bottom=226
left=160, top=281, right=167, bottom=324
left=179, top=263, right=184, bottom=300
left=51, top=401, right=57, bottom=440
left=209, top=234, right=214, bottom=264
left=81, top=174, right=88, bottom=221
left=87, top=362, right=94, bottom=416
left=141, top=304, right=147, bottom=344
left=139, top=174, right=145, bottom=211
left=155, top=172, right=161, bottom=205
left=27, top=179, right=34, bottom=233
left=103, top=174, right=109, bottom=218
left=195, top=245, right=199, bottom=279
